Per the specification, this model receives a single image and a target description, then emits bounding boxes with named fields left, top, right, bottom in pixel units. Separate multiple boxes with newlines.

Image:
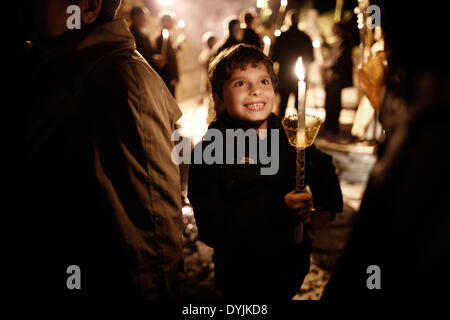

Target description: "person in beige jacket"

left=16, top=0, right=184, bottom=298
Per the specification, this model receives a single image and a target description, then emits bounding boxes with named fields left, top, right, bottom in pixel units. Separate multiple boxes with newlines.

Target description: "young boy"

left=188, top=44, right=343, bottom=299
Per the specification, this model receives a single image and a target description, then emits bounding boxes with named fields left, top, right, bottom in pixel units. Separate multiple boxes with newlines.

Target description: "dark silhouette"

left=13, top=0, right=184, bottom=298
left=322, top=22, right=353, bottom=135
left=216, top=18, right=244, bottom=54
left=242, top=11, right=261, bottom=48
left=155, top=11, right=179, bottom=98
left=129, top=6, right=165, bottom=74
left=323, top=2, right=450, bottom=298
left=272, top=10, right=314, bottom=117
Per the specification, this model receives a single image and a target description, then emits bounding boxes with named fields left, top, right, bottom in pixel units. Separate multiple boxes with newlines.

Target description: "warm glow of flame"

left=162, top=29, right=169, bottom=39
left=263, top=36, right=271, bottom=45
left=178, top=20, right=185, bottom=28
left=274, top=29, right=281, bottom=37
left=296, top=57, right=305, bottom=81
left=312, top=40, right=320, bottom=48
left=281, top=0, right=288, bottom=6
left=256, top=0, right=265, bottom=8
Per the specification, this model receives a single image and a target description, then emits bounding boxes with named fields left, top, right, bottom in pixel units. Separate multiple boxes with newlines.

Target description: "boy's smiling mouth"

left=244, top=101, right=266, bottom=111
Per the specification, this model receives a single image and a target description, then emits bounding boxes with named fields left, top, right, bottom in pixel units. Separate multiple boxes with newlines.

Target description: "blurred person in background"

left=241, top=10, right=261, bottom=48
left=272, top=9, right=314, bottom=118
left=155, top=10, right=180, bottom=98
left=322, top=22, right=353, bottom=137
left=323, top=1, right=449, bottom=298
left=129, top=6, right=166, bottom=74
left=216, top=17, right=244, bottom=55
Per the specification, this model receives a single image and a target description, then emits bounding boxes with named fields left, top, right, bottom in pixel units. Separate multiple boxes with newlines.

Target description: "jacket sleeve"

left=306, top=144, right=343, bottom=216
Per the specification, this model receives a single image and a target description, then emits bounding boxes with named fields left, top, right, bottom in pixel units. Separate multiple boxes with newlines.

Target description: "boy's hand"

left=284, top=190, right=313, bottom=222
left=310, top=210, right=332, bottom=231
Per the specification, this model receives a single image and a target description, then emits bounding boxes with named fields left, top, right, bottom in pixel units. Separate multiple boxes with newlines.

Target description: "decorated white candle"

left=161, top=28, right=169, bottom=56
left=263, top=36, right=271, bottom=56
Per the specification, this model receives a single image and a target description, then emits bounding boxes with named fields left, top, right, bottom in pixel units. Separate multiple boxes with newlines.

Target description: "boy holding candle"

left=188, top=44, right=343, bottom=299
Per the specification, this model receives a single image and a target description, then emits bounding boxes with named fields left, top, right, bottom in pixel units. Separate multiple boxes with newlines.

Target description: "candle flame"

left=162, top=29, right=169, bottom=39
left=281, top=0, right=288, bottom=6
left=263, top=36, right=271, bottom=45
left=178, top=20, right=185, bottom=28
left=274, top=29, right=281, bottom=37
left=296, top=57, right=305, bottom=81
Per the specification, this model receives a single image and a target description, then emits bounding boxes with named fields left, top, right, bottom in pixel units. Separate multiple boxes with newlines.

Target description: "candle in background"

left=295, top=57, right=306, bottom=149
left=263, top=36, right=271, bottom=56
left=161, top=29, right=169, bottom=56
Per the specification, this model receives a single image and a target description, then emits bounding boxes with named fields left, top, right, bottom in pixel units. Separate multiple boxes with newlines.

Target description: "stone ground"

left=178, top=87, right=377, bottom=300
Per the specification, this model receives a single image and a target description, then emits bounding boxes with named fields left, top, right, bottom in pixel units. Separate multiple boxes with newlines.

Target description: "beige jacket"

left=24, top=19, right=184, bottom=298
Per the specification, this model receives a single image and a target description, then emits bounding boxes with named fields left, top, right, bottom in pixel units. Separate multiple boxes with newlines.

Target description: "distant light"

left=256, top=0, right=265, bottom=8
left=240, top=23, right=247, bottom=29
left=162, top=28, right=169, bottom=39
left=274, top=29, right=281, bottom=37
left=178, top=20, right=185, bottom=28
left=158, top=0, right=173, bottom=5
left=281, top=0, right=288, bottom=6
left=312, top=40, right=320, bottom=48
left=263, top=36, right=271, bottom=44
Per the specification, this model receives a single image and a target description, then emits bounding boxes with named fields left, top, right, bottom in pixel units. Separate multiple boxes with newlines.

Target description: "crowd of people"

left=9, top=0, right=449, bottom=300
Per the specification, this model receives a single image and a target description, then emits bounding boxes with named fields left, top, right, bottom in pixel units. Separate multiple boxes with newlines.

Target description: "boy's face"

left=217, top=64, right=275, bottom=130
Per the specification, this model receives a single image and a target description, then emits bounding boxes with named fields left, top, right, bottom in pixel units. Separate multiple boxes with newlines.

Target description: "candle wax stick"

left=296, top=79, right=306, bottom=149
left=161, top=29, right=169, bottom=56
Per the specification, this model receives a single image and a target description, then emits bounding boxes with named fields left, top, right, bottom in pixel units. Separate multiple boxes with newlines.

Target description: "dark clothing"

left=217, top=36, right=240, bottom=55
left=129, top=25, right=161, bottom=74
left=272, top=26, right=314, bottom=116
left=156, top=32, right=179, bottom=97
left=323, top=76, right=450, bottom=298
left=188, top=113, right=343, bottom=299
left=323, top=34, right=353, bottom=134
left=324, top=80, right=343, bottom=134
left=15, top=20, right=184, bottom=298
left=242, top=28, right=261, bottom=48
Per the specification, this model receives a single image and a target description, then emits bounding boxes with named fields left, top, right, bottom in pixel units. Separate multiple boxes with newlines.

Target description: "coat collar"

left=34, top=19, right=136, bottom=62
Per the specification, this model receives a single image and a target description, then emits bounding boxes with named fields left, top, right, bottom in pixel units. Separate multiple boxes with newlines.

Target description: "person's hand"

left=284, top=190, right=313, bottom=222
left=152, top=54, right=167, bottom=68
left=309, top=210, right=332, bottom=231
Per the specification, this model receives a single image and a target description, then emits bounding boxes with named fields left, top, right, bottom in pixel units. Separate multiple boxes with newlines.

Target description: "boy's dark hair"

left=208, top=43, right=278, bottom=101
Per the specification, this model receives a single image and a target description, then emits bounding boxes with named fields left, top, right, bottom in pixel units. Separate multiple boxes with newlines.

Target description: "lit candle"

left=295, top=57, right=306, bottom=149
left=161, top=28, right=169, bottom=56
left=294, top=56, right=307, bottom=245
left=263, top=36, right=271, bottom=56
